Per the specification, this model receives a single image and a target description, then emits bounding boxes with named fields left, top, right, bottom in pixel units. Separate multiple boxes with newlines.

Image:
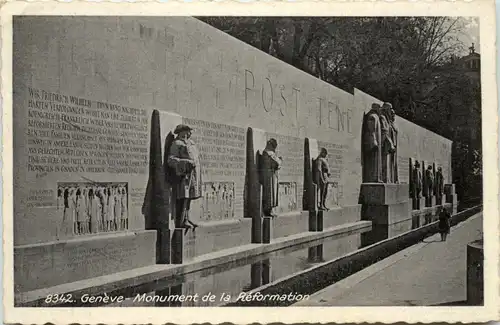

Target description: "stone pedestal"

left=262, top=217, right=273, bottom=244
left=360, top=183, right=411, bottom=225
left=157, top=226, right=172, bottom=264
left=304, top=138, right=324, bottom=232
left=171, top=228, right=196, bottom=264
left=307, top=187, right=324, bottom=232
left=425, top=195, right=436, bottom=207
left=467, top=240, right=484, bottom=305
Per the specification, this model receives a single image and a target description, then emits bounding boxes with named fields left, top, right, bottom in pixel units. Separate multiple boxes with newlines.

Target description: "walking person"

left=437, top=206, right=451, bottom=241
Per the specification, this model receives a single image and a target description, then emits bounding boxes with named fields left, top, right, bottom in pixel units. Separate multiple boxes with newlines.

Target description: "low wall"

left=226, top=205, right=482, bottom=306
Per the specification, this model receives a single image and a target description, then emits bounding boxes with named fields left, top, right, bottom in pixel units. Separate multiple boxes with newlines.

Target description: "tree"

left=201, top=16, right=482, bottom=201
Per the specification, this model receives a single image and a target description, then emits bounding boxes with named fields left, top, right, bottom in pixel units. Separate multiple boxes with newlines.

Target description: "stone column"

left=246, top=127, right=269, bottom=244
left=304, top=138, right=323, bottom=262
left=304, top=138, right=323, bottom=231
left=143, top=110, right=182, bottom=264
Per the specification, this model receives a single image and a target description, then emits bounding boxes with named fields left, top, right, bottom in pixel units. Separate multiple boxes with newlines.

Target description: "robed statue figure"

left=380, top=104, right=396, bottom=183
left=258, top=138, right=282, bottom=218
left=388, top=106, right=399, bottom=183
left=166, top=124, right=203, bottom=231
left=435, top=166, right=444, bottom=199
left=423, top=165, right=435, bottom=198
left=361, top=104, right=382, bottom=183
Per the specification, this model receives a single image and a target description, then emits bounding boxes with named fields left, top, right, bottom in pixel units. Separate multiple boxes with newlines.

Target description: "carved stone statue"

left=166, top=124, right=203, bottom=231
left=388, top=106, right=399, bottom=183
left=361, top=104, right=382, bottom=183
left=411, top=160, right=422, bottom=199
left=314, top=148, right=331, bottom=211
left=258, top=138, right=282, bottom=218
left=380, top=104, right=396, bottom=183
left=423, top=165, right=435, bottom=198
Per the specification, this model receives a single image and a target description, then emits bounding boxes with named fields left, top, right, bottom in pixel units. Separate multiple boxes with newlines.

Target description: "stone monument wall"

left=13, top=16, right=453, bottom=285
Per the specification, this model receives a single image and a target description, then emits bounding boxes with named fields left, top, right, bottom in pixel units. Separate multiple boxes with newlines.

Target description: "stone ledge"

left=16, top=220, right=372, bottom=306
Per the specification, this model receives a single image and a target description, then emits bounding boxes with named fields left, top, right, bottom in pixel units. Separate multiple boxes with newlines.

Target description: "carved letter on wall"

left=279, top=85, right=287, bottom=116
left=262, top=77, right=273, bottom=112
left=244, top=69, right=255, bottom=108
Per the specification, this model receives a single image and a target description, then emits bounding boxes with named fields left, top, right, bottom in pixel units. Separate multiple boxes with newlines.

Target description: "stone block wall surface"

left=14, top=230, right=157, bottom=293
left=13, top=16, right=452, bottom=248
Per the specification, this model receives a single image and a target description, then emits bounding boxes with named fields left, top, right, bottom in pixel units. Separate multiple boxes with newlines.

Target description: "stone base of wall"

left=14, top=230, right=157, bottom=293
left=467, top=240, right=484, bottom=305
left=188, top=218, right=252, bottom=259
left=273, top=212, right=309, bottom=239
left=272, top=205, right=362, bottom=239
left=362, top=201, right=412, bottom=226
left=322, top=205, right=362, bottom=229
left=359, top=183, right=409, bottom=205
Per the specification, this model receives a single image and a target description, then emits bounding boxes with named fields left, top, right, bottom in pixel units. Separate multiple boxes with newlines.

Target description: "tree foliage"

left=200, top=16, right=482, bottom=200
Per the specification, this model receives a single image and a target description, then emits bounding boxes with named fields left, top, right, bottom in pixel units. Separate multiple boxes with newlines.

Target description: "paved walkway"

left=295, top=213, right=483, bottom=306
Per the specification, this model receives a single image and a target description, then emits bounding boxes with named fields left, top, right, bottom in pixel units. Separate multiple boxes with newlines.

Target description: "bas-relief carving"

left=316, top=142, right=347, bottom=181
left=57, top=182, right=129, bottom=235
left=410, top=160, right=423, bottom=199
left=201, top=182, right=235, bottom=221
left=18, top=86, right=152, bottom=244
left=276, top=182, right=298, bottom=214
